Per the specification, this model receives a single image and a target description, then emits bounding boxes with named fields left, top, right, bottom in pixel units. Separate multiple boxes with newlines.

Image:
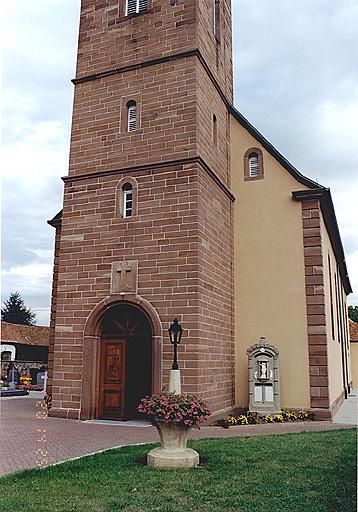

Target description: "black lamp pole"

left=172, top=341, right=178, bottom=370
left=168, top=319, right=183, bottom=370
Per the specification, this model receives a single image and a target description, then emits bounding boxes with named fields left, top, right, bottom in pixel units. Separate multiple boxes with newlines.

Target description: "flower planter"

left=147, top=419, right=199, bottom=468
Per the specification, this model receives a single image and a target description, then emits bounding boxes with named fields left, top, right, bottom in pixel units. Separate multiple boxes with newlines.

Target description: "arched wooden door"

left=98, top=303, right=152, bottom=420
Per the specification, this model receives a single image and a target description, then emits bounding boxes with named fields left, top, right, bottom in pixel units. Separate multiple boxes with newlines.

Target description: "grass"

left=0, top=429, right=356, bottom=512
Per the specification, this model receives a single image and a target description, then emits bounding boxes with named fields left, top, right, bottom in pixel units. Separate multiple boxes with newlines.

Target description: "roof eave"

left=292, top=188, right=352, bottom=295
left=229, top=105, right=323, bottom=190
left=48, top=210, right=62, bottom=228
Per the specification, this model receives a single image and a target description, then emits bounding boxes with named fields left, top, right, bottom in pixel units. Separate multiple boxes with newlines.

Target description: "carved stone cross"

left=117, top=262, right=132, bottom=277
left=110, top=260, right=138, bottom=294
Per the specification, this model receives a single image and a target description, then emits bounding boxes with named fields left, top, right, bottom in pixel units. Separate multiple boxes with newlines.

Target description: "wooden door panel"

left=99, top=339, right=125, bottom=420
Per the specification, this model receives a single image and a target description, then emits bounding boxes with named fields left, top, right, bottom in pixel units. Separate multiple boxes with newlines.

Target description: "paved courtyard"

left=0, top=392, right=356, bottom=476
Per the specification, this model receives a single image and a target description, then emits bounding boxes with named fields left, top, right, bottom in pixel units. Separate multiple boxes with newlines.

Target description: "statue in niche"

left=259, top=361, right=268, bottom=379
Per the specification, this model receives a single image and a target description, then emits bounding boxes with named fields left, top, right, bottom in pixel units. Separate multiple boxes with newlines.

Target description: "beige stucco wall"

left=350, top=342, right=358, bottom=388
left=230, top=117, right=311, bottom=410
left=320, top=216, right=349, bottom=405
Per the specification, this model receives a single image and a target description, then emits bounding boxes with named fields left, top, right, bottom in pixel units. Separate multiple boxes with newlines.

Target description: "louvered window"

left=212, top=0, right=216, bottom=34
left=212, top=0, right=220, bottom=37
left=248, top=153, right=260, bottom=177
left=123, top=183, right=133, bottom=218
left=127, top=101, right=137, bottom=132
left=213, top=114, right=217, bottom=146
left=126, top=0, right=148, bottom=16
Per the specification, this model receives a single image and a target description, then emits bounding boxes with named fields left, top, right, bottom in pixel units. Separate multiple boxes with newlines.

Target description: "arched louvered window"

left=126, top=0, right=148, bottom=16
left=244, top=148, right=264, bottom=181
left=122, top=183, right=133, bottom=218
left=248, top=152, right=260, bottom=178
left=127, top=101, right=137, bottom=132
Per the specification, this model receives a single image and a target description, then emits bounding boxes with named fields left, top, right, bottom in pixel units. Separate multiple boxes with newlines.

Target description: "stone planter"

left=147, top=419, right=199, bottom=468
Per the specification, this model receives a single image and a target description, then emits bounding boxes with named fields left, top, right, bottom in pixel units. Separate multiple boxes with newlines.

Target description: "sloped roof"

left=1, top=322, right=50, bottom=346
left=230, top=105, right=352, bottom=295
left=229, top=105, right=321, bottom=189
left=349, top=319, right=358, bottom=342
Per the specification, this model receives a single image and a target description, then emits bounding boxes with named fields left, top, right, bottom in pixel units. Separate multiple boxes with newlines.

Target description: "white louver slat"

left=126, top=0, right=148, bottom=15
left=249, top=154, right=260, bottom=177
left=128, top=103, right=137, bottom=132
left=126, top=0, right=137, bottom=16
left=138, top=0, right=148, bottom=13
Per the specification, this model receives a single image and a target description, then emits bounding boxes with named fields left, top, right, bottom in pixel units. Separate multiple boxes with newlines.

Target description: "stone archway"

left=80, top=294, right=162, bottom=420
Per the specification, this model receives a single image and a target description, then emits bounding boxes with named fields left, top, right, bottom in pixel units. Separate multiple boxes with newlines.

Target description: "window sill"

left=115, top=8, right=153, bottom=25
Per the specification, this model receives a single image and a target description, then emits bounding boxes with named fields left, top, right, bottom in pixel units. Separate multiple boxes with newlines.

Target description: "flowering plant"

left=282, top=410, right=297, bottom=422
left=263, top=414, right=274, bottom=423
left=273, top=414, right=284, bottom=423
left=214, top=409, right=315, bottom=428
left=20, top=375, right=32, bottom=384
left=137, top=392, right=211, bottom=427
left=297, top=410, right=315, bottom=421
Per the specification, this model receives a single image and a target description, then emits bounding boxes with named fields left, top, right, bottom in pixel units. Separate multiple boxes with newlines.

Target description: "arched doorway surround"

left=80, top=294, right=162, bottom=420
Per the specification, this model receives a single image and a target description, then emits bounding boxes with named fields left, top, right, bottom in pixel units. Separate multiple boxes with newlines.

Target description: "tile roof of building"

left=349, top=319, right=358, bottom=342
left=1, top=322, right=50, bottom=346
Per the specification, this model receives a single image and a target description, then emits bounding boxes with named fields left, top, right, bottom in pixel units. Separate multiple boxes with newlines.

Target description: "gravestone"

left=37, top=372, right=46, bottom=388
left=247, top=337, right=280, bottom=414
left=7, top=364, right=19, bottom=390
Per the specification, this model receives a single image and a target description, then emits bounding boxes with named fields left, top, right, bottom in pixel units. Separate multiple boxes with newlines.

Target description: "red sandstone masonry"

left=47, top=217, right=62, bottom=396
left=50, top=163, right=234, bottom=417
left=197, top=0, right=233, bottom=102
left=197, top=165, right=234, bottom=412
left=76, top=0, right=197, bottom=79
left=48, top=0, right=234, bottom=419
left=300, top=199, right=330, bottom=412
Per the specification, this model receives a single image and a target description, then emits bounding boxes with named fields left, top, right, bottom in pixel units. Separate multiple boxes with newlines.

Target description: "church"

left=47, top=0, right=352, bottom=422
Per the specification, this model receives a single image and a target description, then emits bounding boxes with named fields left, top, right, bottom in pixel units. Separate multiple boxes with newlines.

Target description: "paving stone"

left=0, top=396, right=354, bottom=476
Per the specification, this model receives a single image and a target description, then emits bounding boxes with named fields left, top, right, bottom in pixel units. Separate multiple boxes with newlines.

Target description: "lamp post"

left=168, top=319, right=183, bottom=393
left=168, top=318, right=183, bottom=370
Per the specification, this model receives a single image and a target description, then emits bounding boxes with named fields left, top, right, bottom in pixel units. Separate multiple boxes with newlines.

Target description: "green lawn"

left=1, top=429, right=356, bottom=512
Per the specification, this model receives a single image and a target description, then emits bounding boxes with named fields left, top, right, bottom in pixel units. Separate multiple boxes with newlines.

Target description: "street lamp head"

left=168, top=318, right=183, bottom=345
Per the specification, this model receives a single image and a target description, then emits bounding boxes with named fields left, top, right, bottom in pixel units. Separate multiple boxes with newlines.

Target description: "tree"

left=1, top=292, right=37, bottom=325
left=348, top=305, right=358, bottom=323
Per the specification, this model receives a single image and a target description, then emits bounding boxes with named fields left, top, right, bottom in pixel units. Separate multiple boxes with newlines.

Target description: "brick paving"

left=0, top=395, right=355, bottom=476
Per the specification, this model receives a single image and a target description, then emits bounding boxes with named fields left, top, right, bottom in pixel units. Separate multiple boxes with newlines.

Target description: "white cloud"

left=2, top=263, right=52, bottom=290
left=2, top=119, right=69, bottom=179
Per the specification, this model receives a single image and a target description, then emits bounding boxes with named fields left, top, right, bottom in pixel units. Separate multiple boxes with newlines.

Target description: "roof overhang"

left=229, top=105, right=323, bottom=190
left=48, top=210, right=62, bottom=228
left=292, top=188, right=352, bottom=295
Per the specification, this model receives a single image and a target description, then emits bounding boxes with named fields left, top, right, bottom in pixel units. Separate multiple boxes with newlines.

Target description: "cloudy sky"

left=2, top=0, right=358, bottom=325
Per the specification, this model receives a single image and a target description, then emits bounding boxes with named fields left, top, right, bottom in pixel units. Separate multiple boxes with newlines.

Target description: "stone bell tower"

left=48, top=0, right=235, bottom=421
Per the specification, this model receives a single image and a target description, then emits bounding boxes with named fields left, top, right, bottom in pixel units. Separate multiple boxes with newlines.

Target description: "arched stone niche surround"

left=247, top=338, right=280, bottom=414
left=80, top=294, right=163, bottom=420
